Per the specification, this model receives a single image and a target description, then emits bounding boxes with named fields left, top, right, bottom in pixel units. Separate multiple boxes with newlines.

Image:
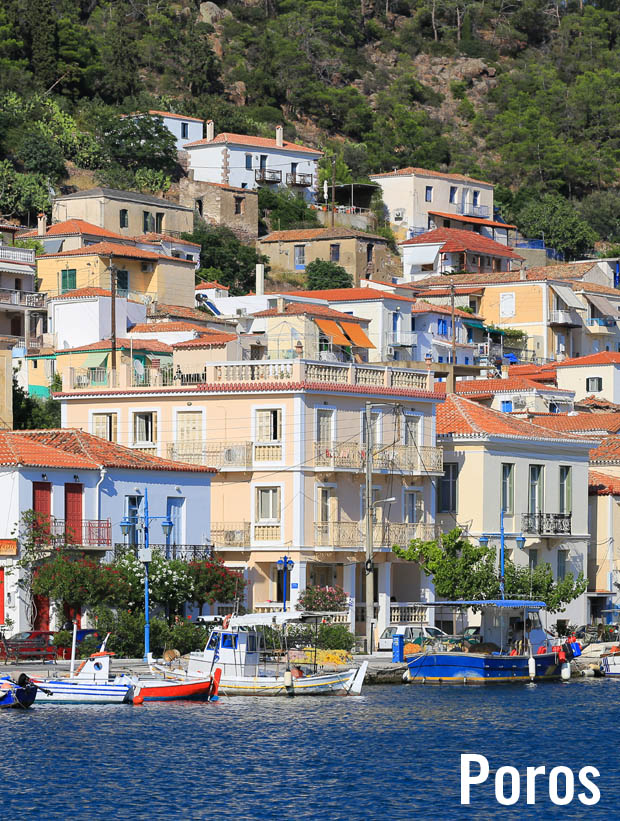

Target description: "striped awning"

left=340, top=321, right=375, bottom=349
left=314, top=318, right=350, bottom=346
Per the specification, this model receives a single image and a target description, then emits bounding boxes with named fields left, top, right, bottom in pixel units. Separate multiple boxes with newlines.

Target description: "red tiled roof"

left=184, top=132, right=322, bottom=155
left=49, top=287, right=113, bottom=300
left=411, top=300, right=483, bottom=320
left=369, top=167, right=490, bottom=185
left=147, top=110, right=204, bottom=122
left=259, top=227, right=387, bottom=243
left=590, top=436, right=620, bottom=464
left=55, top=338, right=173, bottom=355
left=530, top=412, right=620, bottom=434
left=199, top=182, right=258, bottom=194
left=400, top=228, right=523, bottom=259
left=133, top=233, right=201, bottom=247
left=577, top=395, right=620, bottom=411
left=556, top=352, right=620, bottom=368
left=173, top=332, right=238, bottom=349
left=196, top=281, right=229, bottom=291
left=410, top=286, right=484, bottom=297
left=19, top=219, right=128, bottom=240
left=252, top=302, right=369, bottom=322
left=589, top=469, right=620, bottom=496
left=38, top=241, right=195, bottom=264
left=428, top=211, right=517, bottom=230
left=411, top=262, right=599, bottom=288
left=437, top=394, right=586, bottom=441
left=148, top=303, right=231, bottom=324
left=288, top=287, right=414, bottom=304
left=13, top=429, right=215, bottom=472
left=129, top=322, right=206, bottom=334
left=435, top=376, right=571, bottom=397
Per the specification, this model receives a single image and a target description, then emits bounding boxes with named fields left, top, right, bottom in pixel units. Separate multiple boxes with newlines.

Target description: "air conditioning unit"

left=513, top=396, right=526, bottom=409
left=222, top=445, right=244, bottom=464
left=386, top=346, right=395, bottom=357
left=141, top=262, right=154, bottom=272
left=394, top=209, right=405, bottom=221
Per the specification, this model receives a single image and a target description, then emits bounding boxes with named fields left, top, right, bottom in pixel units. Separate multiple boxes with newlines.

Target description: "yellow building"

left=36, top=242, right=196, bottom=307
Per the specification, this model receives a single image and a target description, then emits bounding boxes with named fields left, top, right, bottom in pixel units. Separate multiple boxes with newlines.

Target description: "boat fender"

left=528, top=656, right=536, bottom=680
left=552, top=645, right=561, bottom=653
left=558, top=649, right=566, bottom=663
left=283, top=670, right=293, bottom=688
left=537, top=646, right=546, bottom=654
left=509, top=649, right=518, bottom=656
left=581, top=668, right=595, bottom=677
left=562, top=642, right=574, bottom=661
left=222, top=615, right=231, bottom=629
left=561, top=661, right=571, bottom=681
left=570, top=641, right=582, bottom=658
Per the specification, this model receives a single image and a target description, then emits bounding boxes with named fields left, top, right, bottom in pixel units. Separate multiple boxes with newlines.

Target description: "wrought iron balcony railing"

left=285, top=172, right=313, bottom=186
left=521, top=512, right=571, bottom=535
left=255, top=168, right=282, bottom=183
left=50, top=518, right=112, bottom=547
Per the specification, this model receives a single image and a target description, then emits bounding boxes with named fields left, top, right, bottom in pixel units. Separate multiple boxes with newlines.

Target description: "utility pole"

left=450, top=282, right=456, bottom=367
left=331, top=156, right=336, bottom=228
left=365, top=401, right=374, bottom=654
left=109, top=256, right=117, bottom=373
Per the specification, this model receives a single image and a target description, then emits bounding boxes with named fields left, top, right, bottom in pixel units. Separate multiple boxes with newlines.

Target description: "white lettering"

left=460, top=754, right=489, bottom=805
left=526, top=765, right=546, bottom=804
left=549, top=766, right=574, bottom=806
left=495, top=766, right=520, bottom=806
left=578, top=766, right=601, bottom=806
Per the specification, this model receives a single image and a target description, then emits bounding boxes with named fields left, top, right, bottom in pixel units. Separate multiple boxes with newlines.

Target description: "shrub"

left=305, top=260, right=353, bottom=291
left=297, top=584, right=349, bottom=611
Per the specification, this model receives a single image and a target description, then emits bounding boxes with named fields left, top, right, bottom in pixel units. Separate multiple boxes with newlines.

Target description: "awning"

left=463, top=319, right=484, bottom=329
left=314, top=318, right=351, bottom=346
left=402, top=244, right=441, bottom=266
left=549, top=283, right=585, bottom=310
left=585, top=293, right=619, bottom=318
left=340, top=321, right=375, bottom=349
left=486, top=325, right=506, bottom=336
left=82, top=351, right=109, bottom=368
left=42, top=238, right=64, bottom=254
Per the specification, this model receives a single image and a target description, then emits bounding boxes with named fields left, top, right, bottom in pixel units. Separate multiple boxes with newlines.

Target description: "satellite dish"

left=133, top=359, right=145, bottom=376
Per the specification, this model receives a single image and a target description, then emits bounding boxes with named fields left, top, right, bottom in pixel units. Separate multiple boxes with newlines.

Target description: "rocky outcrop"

left=199, top=2, right=232, bottom=24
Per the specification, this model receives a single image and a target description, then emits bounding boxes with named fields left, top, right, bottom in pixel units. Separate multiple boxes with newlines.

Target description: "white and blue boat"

left=32, top=649, right=134, bottom=704
left=404, top=600, right=566, bottom=684
left=0, top=674, right=37, bottom=708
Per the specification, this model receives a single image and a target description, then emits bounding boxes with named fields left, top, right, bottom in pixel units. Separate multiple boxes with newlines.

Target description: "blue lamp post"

left=479, top=509, right=527, bottom=599
left=120, top=487, right=174, bottom=661
left=277, top=556, right=294, bottom=612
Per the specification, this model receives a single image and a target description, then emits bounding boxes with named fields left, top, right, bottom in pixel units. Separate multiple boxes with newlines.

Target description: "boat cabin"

left=188, top=627, right=264, bottom=678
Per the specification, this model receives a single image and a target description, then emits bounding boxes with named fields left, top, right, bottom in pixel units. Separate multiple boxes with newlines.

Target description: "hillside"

left=1, top=0, right=619, bottom=256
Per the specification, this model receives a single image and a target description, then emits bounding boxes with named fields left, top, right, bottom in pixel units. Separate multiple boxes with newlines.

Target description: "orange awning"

left=340, top=321, right=375, bottom=349
left=314, top=318, right=351, bottom=346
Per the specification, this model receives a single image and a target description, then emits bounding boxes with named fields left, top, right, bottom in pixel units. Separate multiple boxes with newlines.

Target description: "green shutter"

left=61, top=269, right=76, bottom=293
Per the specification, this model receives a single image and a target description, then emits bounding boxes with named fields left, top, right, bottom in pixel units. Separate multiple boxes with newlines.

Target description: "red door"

left=33, top=594, right=50, bottom=630
left=32, top=481, right=52, bottom=537
left=64, top=483, right=83, bottom=545
left=63, top=603, right=81, bottom=629
left=0, top=569, right=4, bottom=625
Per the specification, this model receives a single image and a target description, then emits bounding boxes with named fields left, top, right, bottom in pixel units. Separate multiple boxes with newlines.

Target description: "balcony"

left=585, top=317, right=617, bottom=334
left=549, top=309, right=581, bottom=327
left=314, top=520, right=438, bottom=548
left=0, top=245, right=35, bottom=264
left=211, top=522, right=251, bottom=548
left=253, top=524, right=281, bottom=542
left=69, top=367, right=118, bottom=390
left=456, top=203, right=490, bottom=219
left=386, top=332, right=418, bottom=348
left=521, top=512, right=571, bottom=536
left=314, top=442, right=443, bottom=474
left=255, top=168, right=282, bottom=184
left=50, top=518, right=112, bottom=548
left=285, top=172, right=313, bottom=187
left=167, top=441, right=253, bottom=470
left=0, top=288, right=45, bottom=309
left=111, top=544, right=212, bottom=561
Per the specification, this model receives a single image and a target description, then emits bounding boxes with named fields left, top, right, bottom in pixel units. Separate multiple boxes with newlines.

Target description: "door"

left=63, top=602, right=82, bottom=629
left=167, top=498, right=185, bottom=549
left=176, top=411, right=202, bottom=460
left=32, top=481, right=51, bottom=535
left=33, top=594, right=50, bottom=630
left=10, top=316, right=21, bottom=336
left=64, top=483, right=83, bottom=545
left=0, top=569, right=4, bottom=625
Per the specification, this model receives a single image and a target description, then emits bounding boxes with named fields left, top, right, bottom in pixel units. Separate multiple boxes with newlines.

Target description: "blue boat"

left=0, top=674, right=37, bottom=708
left=404, top=600, right=564, bottom=684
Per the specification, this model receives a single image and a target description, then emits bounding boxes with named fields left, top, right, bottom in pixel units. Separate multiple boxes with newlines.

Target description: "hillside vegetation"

left=1, top=0, right=619, bottom=253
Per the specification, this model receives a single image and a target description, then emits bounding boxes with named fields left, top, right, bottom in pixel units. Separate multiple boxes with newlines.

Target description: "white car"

left=378, top=624, right=449, bottom=651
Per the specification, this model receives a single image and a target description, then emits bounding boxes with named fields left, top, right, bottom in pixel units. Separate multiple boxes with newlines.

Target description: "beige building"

left=437, top=394, right=593, bottom=629
left=52, top=188, right=193, bottom=238
left=257, top=228, right=393, bottom=285
left=56, top=355, right=443, bottom=638
left=555, top=352, right=620, bottom=404
left=179, top=178, right=258, bottom=243
left=588, top=439, right=620, bottom=620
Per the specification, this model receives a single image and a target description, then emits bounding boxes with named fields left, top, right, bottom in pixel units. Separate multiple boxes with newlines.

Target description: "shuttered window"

left=256, top=409, right=282, bottom=442
left=61, top=269, right=76, bottom=292
left=133, top=412, right=157, bottom=444
left=405, top=491, right=423, bottom=523
left=403, top=414, right=419, bottom=445
left=257, top=487, right=281, bottom=521
left=92, top=413, right=117, bottom=442
left=316, top=409, right=333, bottom=444
left=176, top=411, right=202, bottom=443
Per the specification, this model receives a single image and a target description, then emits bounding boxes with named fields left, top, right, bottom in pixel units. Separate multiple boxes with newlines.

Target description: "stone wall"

left=179, top=177, right=258, bottom=244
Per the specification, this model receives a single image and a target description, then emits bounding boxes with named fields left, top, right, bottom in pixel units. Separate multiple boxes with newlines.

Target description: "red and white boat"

left=133, top=668, right=220, bottom=703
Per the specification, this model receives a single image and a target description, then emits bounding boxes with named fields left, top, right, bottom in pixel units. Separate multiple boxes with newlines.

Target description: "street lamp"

left=277, top=556, right=294, bottom=612
left=478, top=509, right=526, bottom=599
left=120, top=488, right=175, bottom=661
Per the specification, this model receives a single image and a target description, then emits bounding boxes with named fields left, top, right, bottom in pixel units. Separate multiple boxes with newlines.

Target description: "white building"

left=555, top=352, right=620, bottom=404
left=129, top=110, right=204, bottom=151
left=0, top=429, right=215, bottom=633
left=184, top=122, right=322, bottom=202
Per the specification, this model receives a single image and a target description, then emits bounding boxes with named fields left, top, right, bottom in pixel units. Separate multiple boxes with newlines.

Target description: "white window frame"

left=253, top=405, right=284, bottom=444
left=254, top=486, right=282, bottom=523
left=360, top=410, right=382, bottom=446
left=130, top=406, right=161, bottom=452
left=315, top=406, right=336, bottom=444
left=360, top=484, right=382, bottom=522
left=172, top=406, right=206, bottom=442
left=89, top=408, right=121, bottom=443
left=402, top=485, right=423, bottom=523
left=501, top=463, right=514, bottom=515
left=315, top=482, right=337, bottom=524
left=559, top=465, right=572, bottom=515
left=403, top=412, right=422, bottom=446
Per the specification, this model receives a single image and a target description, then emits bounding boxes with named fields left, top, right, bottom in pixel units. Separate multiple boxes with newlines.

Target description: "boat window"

left=247, top=634, right=257, bottom=652
left=206, top=632, right=219, bottom=651
left=221, top=633, right=238, bottom=649
left=526, top=611, right=542, bottom=631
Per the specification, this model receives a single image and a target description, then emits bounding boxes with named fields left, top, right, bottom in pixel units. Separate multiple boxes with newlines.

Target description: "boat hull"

left=600, top=654, right=620, bottom=676
left=404, top=651, right=562, bottom=683
left=134, top=678, right=214, bottom=702
left=0, top=678, right=37, bottom=708
left=32, top=678, right=133, bottom=704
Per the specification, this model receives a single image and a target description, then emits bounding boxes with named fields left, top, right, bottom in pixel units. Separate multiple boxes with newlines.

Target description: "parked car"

left=378, top=624, right=450, bottom=651
left=0, top=630, right=58, bottom=661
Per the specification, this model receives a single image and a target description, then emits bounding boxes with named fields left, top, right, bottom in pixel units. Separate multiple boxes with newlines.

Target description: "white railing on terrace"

left=167, top=441, right=253, bottom=469
left=0, top=246, right=35, bottom=264
left=549, top=310, right=581, bottom=326
left=211, top=522, right=251, bottom=547
left=0, top=288, right=45, bottom=308
left=314, top=442, right=443, bottom=473
left=385, top=332, right=418, bottom=347
left=390, top=603, right=429, bottom=624
left=314, top=520, right=437, bottom=548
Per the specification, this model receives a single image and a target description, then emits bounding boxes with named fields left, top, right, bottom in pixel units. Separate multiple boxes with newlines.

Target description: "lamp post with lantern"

left=277, top=556, right=295, bottom=612
left=478, top=509, right=526, bottom=599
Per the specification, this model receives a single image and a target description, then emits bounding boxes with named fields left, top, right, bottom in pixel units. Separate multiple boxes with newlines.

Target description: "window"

left=256, top=487, right=280, bottom=521
left=528, top=465, right=544, bottom=514
left=437, top=317, right=449, bottom=336
left=92, top=413, right=117, bottom=442
left=317, top=486, right=334, bottom=523
left=330, top=244, right=340, bottom=262
left=256, top=409, right=282, bottom=442
left=234, top=197, right=245, bottom=215
left=155, top=213, right=164, bottom=233
left=32, top=359, right=38, bottom=369
left=449, top=186, right=458, bottom=204
left=245, top=154, right=252, bottom=170
left=119, top=209, right=128, bottom=229
left=559, top=466, right=572, bottom=514
left=473, top=190, right=480, bottom=206
left=404, top=490, right=422, bottom=523
left=499, top=292, right=515, bottom=318
left=14, top=278, right=21, bottom=291
left=316, top=409, right=334, bottom=444
left=143, top=211, right=153, bottom=232
left=195, top=199, right=203, bottom=217
left=367, top=243, right=374, bottom=263
left=403, top=414, right=420, bottom=446
left=125, top=495, right=143, bottom=546
left=181, top=122, right=189, bottom=140
left=586, top=376, right=602, bottom=393
left=439, top=463, right=458, bottom=513
left=549, top=403, right=559, bottom=414
left=501, top=463, right=514, bottom=515
left=61, top=268, right=76, bottom=293
left=116, top=270, right=129, bottom=291
left=529, top=549, right=538, bottom=571
left=259, top=154, right=267, bottom=169
left=425, top=185, right=433, bottom=202
left=500, top=400, right=513, bottom=413
left=291, top=162, right=298, bottom=176
left=133, top=411, right=156, bottom=444
left=176, top=410, right=202, bottom=446
left=294, top=245, right=305, bottom=268
left=557, top=549, right=568, bottom=580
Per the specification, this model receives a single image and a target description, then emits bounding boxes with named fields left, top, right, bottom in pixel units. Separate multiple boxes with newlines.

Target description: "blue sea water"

left=0, top=678, right=618, bottom=821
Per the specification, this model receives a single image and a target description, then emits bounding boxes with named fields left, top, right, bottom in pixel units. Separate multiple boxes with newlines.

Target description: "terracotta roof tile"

left=556, top=352, right=620, bottom=368
left=411, top=300, right=483, bottom=319
left=148, top=303, right=232, bottom=324
left=252, top=302, right=369, bottom=322
left=198, top=182, right=258, bottom=194
left=411, top=262, right=598, bottom=288
left=172, top=332, right=238, bottom=349
left=589, top=469, right=620, bottom=496
left=133, top=233, right=201, bottom=247
left=196, top=281, right=229, bottom=291
left=48, top=287, right=113, bottom=300
left=129, top=322, right=206, bottom=334
left=370, top=167, right=490, bottom=185
left=428, top=211, right=517, bottom=230
left=288, top=287, right=414, bottom=304
left=577, top=395, right=620, bottom=411
left=437, top=394, right=586, bottom=441
left=260, top=227, right=387, bottom=243
left=530, top=412, right=620, bottom=434
left=435, top=376, right=571, bottom=397
left=400, top=228, right=523, bottom=259
left=146, top=110, right=204, bottom=122
left=19, top=220, right=128, bottom=240
left=590, top=436, right=620, bottom=464
left=56, top=338, right=173, bottom=355
left=38, top=241, right=195, bottom=264
left=184, top=132, right=322, bottom=154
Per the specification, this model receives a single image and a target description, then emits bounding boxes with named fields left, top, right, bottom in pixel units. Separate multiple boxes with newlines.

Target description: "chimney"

left=206, top=120, right=214, bottom=142
left=276, top=125, right=283, bottom=148
left=277, top=296, right=286, bottom=313
left=519, top=266, right=527, bottom=281
left=37, top=212, right=47, bottom=235
left=256, top=263, right=265, bottom=297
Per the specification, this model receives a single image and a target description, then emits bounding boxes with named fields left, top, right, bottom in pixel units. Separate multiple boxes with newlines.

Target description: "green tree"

left=516, top=194, right=598, bottom=259
left=579, top=190, right=620, bottom=243
left=393, top=528, right=587, bottom=613
left=305, top=259, right=353, bottom=290
left=187, top=559, right=245, bottom=613
left=258, top=187, right=319, bottom=234
left=14, top=126, right=66, bottom=179
left=99, top=115, right=177, bottom=175
left=13, top=377, right=60, bottom=429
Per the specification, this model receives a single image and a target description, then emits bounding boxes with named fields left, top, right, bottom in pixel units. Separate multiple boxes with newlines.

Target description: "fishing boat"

left=152, top=612, right=367, bottom=696
left=403, top=600, right=568, bottom=684
left=599, top=649, right=620, bottom=676
left=31, top=650, right=135, bottom=704
left=132, top=668, right=220, bottom=703
left=0, top=674, right=38, bottom=708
